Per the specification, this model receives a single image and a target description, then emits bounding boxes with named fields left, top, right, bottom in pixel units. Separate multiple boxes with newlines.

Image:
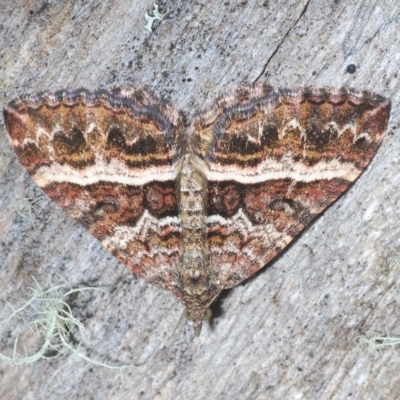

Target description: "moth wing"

left=193, top=85, right=390, bottom=289
left=4, top=88, right=183, bottom=290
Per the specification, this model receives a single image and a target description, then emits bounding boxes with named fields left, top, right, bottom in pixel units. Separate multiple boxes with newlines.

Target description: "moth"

left=3, top=84, right=391, bottom=335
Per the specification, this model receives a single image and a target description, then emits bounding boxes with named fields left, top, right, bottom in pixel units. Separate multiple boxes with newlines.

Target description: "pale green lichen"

left=144, top=3, right=168, bottom=32
left=9, top=194, right=40, bottom=226
left=358, top=330, right=400, bottom=352
left=0, top=276, right=130, bottom=373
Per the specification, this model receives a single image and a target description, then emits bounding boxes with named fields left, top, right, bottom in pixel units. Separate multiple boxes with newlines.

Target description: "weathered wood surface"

left=0, top=1, right=399, bottom=399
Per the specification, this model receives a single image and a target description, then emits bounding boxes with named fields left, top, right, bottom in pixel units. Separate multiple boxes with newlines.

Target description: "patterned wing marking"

left=4, top=88, right=183, bottom=290
left=193, top=85, right=391, bottom=289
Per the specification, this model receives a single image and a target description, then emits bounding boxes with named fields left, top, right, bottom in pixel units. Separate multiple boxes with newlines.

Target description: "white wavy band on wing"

left=205, top=156, right=362, bottom=183
left=33, top=158, right=178, bottom=187
left=101, top=210, right=181, bottom=252
left=207, top=209, right=293, bottom=282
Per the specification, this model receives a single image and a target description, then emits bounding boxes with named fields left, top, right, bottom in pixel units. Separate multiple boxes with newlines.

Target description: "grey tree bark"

left=0, top=1, right=399, bottom=399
